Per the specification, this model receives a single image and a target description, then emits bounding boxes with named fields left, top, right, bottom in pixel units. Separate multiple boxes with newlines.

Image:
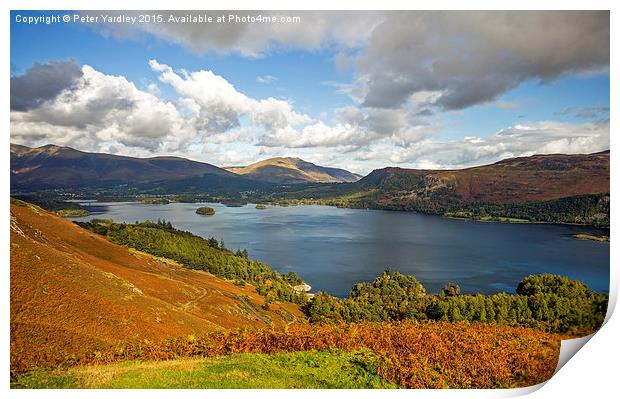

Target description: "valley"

left=10, top=198, right=607, bottom=388
left=11, top=144, right=611, bottom=228
left=9, top=144, right=611, bottom=389
left=8, top=9, right=612, bottom=391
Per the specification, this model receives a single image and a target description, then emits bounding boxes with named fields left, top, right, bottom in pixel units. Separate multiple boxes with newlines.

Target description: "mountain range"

left=10, top=143, right=246, bottom=191
left=10, top=144, right=359, bottom=191
left=10, top=143, right=610, bottom=227
left=271, top=150, right=610, bottom=226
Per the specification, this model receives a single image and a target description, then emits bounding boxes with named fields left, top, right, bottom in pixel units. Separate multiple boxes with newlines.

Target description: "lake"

left=73, top=202, right=609, bottom=297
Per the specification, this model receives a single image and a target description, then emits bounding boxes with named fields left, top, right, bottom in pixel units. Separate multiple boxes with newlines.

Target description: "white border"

left=2, top=1, right=616, bottom=398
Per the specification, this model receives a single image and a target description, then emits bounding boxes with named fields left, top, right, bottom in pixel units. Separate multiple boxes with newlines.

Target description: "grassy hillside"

left=356, top=151, right=610, bottom=204
left=10, top=199, right=304, bottom=375
left=75, top=218, right=307, bottom=304
left=12, top=350, right=396, bottom=389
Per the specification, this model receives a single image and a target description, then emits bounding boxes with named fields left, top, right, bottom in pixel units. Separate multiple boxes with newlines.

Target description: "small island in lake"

left=141, top=197, right=170, bottom=205
left=196, top=206, right=215, bottom=216
left=573, top=234, right=609, bottom=242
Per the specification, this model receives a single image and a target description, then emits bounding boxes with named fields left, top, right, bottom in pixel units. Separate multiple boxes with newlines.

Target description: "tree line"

left=305, top=271, right=607, bottom=335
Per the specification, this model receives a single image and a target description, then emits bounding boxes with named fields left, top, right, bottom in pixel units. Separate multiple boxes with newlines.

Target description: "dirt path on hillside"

left=180, top=287, right=208, bottom=311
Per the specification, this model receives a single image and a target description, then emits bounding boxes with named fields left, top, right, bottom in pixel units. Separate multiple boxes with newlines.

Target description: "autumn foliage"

left=9, top=200, right=570, bottom=388
left=11, top=321, right=562, bottom=389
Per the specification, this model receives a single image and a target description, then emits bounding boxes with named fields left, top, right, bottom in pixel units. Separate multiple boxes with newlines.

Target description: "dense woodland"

left=306, top=271, right=607, bottom=335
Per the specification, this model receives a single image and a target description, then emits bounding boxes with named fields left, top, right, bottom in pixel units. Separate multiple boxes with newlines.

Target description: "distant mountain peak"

left=225, top=157, right=361, bottom=184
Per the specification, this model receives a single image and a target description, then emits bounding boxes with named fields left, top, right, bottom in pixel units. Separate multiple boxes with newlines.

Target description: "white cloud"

left=258, top=106, right=433, bottom=149
left=351, top=119, right=609, bottom=170
left=409, top=90, right=444, bottom=107
left=150, top=60, right=310, bottom=135
left=146, top=83, right=161, bottom=95
left=260, top=122, right=359, bottom=148
left=11, top=64, right=194, bottom=152
left=10, top=58, right=609, bottom=175
left=12, top=60, right=385, bottom=157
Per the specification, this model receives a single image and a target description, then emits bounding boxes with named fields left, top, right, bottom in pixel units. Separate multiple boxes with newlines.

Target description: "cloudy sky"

left=10, top=10, right=609, bottom=174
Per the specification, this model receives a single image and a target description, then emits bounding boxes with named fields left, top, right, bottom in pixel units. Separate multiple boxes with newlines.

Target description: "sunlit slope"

left=10, top=200, right=303, bottom=373
left=283, top=151, right=610, bottom=226
left=226, top=157, right=361, bottom=183
left=358, top=151, right=610, bottom=205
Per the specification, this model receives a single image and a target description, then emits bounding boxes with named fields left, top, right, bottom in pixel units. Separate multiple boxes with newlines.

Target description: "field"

left=12, top=350, right=396, bottom=389
left=444, top=212, right=531, bottom=223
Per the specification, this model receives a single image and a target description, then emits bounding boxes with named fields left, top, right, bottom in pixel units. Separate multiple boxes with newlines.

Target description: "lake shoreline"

left=68, top=200, right=610, bottom=297
left=73, top=197, right=610, bottom=231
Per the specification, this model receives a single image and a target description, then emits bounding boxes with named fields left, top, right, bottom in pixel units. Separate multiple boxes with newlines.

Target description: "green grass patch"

left=12, top=349, right=398, bottom=389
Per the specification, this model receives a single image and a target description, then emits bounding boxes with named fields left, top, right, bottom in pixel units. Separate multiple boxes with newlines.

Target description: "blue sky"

left=10, top=10, right=610, bottom=174
left=10, top=11, right=352, bottom=118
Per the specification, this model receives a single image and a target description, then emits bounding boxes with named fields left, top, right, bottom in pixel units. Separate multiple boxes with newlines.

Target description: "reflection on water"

left=74, top=202, right=610, bottom=297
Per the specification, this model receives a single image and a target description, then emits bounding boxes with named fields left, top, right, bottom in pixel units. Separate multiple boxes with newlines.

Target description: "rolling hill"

left=10, top=199, right=303, bottom=374
left=356, top=151, right=610, bottom=205
left=226, top=157, right=361, bottom=184
left=10, top=143, right=260, bottom=192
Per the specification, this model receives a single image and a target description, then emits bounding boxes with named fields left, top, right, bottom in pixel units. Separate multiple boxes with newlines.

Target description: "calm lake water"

left=74, top=202, right=609, bottom=297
